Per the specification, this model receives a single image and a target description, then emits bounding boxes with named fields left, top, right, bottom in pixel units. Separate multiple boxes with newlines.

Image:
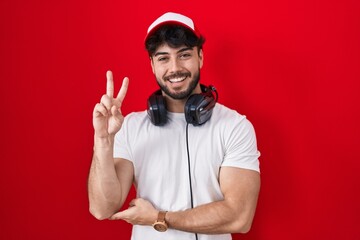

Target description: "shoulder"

left=120, top=111, right=152, bottom=133
left=212, top=103, right=247, bottom=124
left=123, top=110, right=148, bottom=124
left=211, top=103, right=256, bottom=135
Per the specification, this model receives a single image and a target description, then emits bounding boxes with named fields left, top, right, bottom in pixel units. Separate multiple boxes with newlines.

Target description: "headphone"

left=147, top=84, right=218, bottom=126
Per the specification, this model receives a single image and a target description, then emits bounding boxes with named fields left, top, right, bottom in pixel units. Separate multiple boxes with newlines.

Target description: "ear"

left=198, top=49, right=204, bottom=69
left=150, top=57, right=155, bottom=74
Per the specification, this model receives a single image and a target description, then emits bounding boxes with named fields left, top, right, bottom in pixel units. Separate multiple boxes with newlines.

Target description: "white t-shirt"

left=114, top=103, right=260, bottom=240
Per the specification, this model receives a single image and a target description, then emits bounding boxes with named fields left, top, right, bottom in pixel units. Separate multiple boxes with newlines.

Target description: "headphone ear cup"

left=184, top=94, right=203, bottom=125
left=185, top=92, right=216, bottom=126
left=147, top=91, right=168, bottom=126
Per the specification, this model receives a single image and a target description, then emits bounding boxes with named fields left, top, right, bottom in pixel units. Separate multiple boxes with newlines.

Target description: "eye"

left=157, top=56, right=169, bottom=62
left=179, top=53, right=191, bottom=59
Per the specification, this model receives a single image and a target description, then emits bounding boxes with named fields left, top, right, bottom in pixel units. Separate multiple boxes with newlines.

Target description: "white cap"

left=145, top=12, right=201, bottom=42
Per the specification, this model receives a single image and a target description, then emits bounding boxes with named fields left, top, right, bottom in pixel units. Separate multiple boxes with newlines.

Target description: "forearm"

left=164, top=169, right=260, bottom=234
left=166, top=199, right=255, bottom=234
left=88, top=135, right=122, bottom=219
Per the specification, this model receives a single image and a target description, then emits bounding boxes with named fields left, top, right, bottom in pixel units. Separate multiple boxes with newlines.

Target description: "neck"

left=164, top=97, right=187, bottom=113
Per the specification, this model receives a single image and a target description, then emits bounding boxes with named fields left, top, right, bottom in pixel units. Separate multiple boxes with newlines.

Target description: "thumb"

left=111, top=105, right=123, bottom=121
left=109, top=209, right=129, bottom=221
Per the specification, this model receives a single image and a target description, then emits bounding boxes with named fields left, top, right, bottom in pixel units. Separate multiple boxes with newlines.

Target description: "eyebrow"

left=154, top=47, right=194, bottom=57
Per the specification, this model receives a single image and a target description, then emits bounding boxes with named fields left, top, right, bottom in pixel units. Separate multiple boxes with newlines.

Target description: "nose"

left=169, top=58, right=181, bottom=73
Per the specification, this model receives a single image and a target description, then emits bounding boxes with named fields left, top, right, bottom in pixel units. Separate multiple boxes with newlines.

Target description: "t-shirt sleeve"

left=221, top=117, right=260, bottom=172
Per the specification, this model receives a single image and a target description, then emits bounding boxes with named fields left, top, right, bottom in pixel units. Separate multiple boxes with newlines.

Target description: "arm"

left=88, top=153, right=134, bottom=220
left=166, top=167, right=260, bottom=234
left=88, top=71, right=133, bottom=220
left=111, top=167, right=260, bottom=234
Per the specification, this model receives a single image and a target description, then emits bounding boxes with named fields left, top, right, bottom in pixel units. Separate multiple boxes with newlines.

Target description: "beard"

left=156, top=70, right=201, bottom=100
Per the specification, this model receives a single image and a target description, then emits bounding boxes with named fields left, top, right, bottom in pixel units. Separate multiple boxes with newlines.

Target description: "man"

left=88, top=12, right=260, bottom=240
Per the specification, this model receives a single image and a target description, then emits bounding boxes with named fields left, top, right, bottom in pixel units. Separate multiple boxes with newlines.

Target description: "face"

left=151, top=44, right=203, bottom=100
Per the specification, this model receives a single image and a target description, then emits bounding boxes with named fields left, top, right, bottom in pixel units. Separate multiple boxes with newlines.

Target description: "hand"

left=109, top=198, right=158, bottom=226
left=93, top=70, right=129, bottom=138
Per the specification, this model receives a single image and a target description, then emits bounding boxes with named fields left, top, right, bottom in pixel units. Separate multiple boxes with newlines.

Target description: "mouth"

left=168, top=76, right=187, bottom=83
left=164, top=73, right=190, bottom=83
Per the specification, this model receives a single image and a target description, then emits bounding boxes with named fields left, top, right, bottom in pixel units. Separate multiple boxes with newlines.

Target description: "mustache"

left=163, top=72, right=191, bottom=81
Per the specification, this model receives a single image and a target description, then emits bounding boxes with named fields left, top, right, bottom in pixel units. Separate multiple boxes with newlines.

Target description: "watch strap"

left=157, top=211, right=167, bottom=222
left=153, top=211, right=168, bottom=232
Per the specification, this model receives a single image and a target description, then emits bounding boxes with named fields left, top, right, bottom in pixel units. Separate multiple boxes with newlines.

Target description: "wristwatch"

left=152, top=211, right=168, bottom=232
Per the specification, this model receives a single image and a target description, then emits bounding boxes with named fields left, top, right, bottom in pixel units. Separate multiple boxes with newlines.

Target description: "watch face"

left=154, top=222, right=167, bottom=232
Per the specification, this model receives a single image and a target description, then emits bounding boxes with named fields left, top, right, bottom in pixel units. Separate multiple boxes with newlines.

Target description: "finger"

left=109, top=211, right=124, bottom=220
left=93, top=103, right=108, bottom=117
left=129, top=199, right=136, bottom=207
left=116, top=77, right=129, bottom=103
left=106, top=70, right=114, bottom=98
left=100, top=94, right=112, bottom=111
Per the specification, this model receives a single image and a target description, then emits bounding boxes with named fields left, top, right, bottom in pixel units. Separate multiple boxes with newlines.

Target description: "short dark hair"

left=145, top=24, right=205, bottom=57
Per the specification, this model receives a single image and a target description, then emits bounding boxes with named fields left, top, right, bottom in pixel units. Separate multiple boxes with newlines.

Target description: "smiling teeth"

left=169, top=77, right=186, bottom=83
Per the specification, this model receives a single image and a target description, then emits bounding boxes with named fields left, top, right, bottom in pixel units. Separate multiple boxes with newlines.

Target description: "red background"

left=1, top=0, right=359, bottom=239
